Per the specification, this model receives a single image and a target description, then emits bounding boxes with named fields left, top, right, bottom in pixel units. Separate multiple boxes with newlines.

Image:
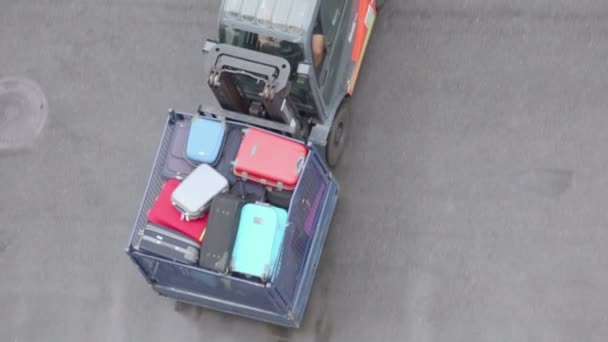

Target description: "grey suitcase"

left=171, top=163, right=229, bottom=221
left=138, top=223, right=200, bottom=265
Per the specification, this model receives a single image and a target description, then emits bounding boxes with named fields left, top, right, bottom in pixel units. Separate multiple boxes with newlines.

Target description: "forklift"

left=126, top=0, right=382, bottom=327
left=200, top=0, right=383, bottom=167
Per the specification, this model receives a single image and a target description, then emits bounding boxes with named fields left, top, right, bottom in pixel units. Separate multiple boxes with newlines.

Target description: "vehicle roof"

left=221, top=0, right=317, bottom=38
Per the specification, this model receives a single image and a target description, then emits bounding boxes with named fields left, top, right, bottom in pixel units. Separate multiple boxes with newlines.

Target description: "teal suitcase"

left=269, top=207, right=288, bottom=277
left=230, top=203, right=288, bottom=282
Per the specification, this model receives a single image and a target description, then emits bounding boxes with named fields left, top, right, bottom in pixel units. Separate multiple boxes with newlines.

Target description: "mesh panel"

left=129, top=119, right=175, bottom=249
left=133, top=253, right=159, bottom=281
left=154, top=260, right=278, bottom=311
left=272, top=153, right=328, bottom=306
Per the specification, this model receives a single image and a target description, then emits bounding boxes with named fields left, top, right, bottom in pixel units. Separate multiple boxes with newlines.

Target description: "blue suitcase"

left=185, top=116, right=226, bottom=165
left=230, top=203, right=288, bottom=282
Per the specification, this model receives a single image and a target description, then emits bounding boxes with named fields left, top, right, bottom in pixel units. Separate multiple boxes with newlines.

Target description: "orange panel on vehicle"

left=351, top=0, right=372, bottom=62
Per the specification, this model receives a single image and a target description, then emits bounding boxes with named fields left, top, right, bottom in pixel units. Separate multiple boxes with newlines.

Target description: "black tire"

left=326, top=97, right=352, bottom=168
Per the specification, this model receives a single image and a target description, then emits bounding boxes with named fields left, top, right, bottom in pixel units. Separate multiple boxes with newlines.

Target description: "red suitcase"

left=147, top=179, right=208, bottom=243
left=233, top=128, right=308, bottom=191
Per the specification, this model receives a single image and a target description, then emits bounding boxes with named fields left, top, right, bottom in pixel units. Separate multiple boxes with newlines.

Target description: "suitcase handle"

left=295, top=156, right=305, bottom=174
left=168, top=108, right=184, bottom=125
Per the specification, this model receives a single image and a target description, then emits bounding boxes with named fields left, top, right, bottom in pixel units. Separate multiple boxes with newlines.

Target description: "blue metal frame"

left=125, top=111, right=339, bottom=328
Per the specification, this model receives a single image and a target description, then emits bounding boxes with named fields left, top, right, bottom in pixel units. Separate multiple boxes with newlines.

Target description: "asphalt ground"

left=1, top=0, right=607, bottom=341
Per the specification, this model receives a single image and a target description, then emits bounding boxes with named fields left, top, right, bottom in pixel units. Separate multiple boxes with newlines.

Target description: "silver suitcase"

left=171, top=163, right=229, bottom=221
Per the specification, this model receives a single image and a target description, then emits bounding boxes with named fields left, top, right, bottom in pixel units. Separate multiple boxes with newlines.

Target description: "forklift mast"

left=202, top=41, right=308, bottom=139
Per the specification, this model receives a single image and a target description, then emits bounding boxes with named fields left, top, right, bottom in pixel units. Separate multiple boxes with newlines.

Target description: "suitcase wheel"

left=262, top=265, right=270, bottom=282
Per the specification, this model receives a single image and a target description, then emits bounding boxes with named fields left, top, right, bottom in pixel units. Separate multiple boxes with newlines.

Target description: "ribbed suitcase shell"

left=198, top=193, right=245, bottom=273
left=233, top=128, right=308, bottom=191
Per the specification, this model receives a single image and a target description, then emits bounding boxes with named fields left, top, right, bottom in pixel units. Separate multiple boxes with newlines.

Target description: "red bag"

left=233, top=128, right=308, bottom=191
left=147, top=179, right=208, bottom=243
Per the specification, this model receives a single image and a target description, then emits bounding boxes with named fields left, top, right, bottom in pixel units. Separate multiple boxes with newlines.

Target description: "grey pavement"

left=1, top=0, right=608, bottom=341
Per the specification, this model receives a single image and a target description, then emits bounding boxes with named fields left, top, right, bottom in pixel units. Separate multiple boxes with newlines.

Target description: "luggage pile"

left=137, top=115, right=308, bottom=283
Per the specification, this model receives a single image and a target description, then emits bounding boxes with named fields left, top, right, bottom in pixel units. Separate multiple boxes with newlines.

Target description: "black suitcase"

left=138, top=223, right=200, bottom=265
left=229, top=180, right=267, bottom=203
left=214, top=125, right=244, bottom=186
left=267, top=189, right=293, bottom=209
left=198, top=193, right=245, bottom=273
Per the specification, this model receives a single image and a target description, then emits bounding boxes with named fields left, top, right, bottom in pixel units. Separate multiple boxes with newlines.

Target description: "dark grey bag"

left=161, top=117, right=196, bottom=180
left=138, top=223, right=200, bottom=265
left=214, top=126, right=244, bottom=186
left=267, top=189, right=293, bottom=209
left=229, top=180, right=267, bottom=203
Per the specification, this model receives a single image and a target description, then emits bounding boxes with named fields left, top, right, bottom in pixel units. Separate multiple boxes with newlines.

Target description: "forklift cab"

left=201, top=0, right=379, bottom=167
left=217, top=18, right=321, bottom=118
